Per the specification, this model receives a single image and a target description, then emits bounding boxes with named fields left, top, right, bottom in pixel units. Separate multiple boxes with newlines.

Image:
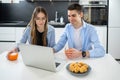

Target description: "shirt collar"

left=81, top=20, right=87, bottom=28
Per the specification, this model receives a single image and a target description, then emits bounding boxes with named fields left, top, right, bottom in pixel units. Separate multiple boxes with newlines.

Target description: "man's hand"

left=65, top=48, right=82, bottom=59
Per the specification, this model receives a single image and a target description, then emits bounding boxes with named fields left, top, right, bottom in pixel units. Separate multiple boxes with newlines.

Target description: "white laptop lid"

left=19, top=44, right=58, bottom=72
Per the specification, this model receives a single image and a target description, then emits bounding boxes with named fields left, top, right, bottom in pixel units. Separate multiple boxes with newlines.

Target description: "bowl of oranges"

left=66, top=62, right=91, bottom=76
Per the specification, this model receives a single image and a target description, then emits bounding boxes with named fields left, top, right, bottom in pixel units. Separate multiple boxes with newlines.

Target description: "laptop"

left=18, top=44, right=66, bottom=72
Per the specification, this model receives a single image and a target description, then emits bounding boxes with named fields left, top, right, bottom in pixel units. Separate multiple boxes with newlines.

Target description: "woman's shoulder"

left=23, top=25, right=31, bottom=33
left=47, top=24, right=55, bottom=32
left=26, top=25, right=31, bottom=30
left=48, top=24, right=55, bottom=29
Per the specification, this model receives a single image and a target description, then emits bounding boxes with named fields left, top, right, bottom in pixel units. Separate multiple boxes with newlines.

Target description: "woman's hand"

left=65, top=48, right=82, bottom=59
left=9, top=48, right=18, bottom=53
left=7, top=48, right=18, bottom=60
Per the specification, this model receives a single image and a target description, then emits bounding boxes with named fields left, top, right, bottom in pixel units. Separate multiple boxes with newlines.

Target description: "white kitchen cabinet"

left=108, top=0, right=120, bottom=59
left=55, top=28, right=64, bottom=42
left=0, top=27, right=16, bottom=41
left=0, top=27, right=26, bottom=54
left=108, top=28, right=120, bottom=59
left=0, top=27, right=16, bottom=54
left=109, top=0, right=120, bottom=27
left=0, top=42, right=16, bottom=54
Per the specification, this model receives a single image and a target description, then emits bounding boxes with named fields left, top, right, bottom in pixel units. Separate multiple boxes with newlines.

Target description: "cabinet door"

left=55, top=28, right=64, bottom=42
left=0, top=27, right=16, bottom=54
left=0, top=27, right=16, bottom=41
left=108, top=28, right=120, bottom=59
left=0, top=42, right=16, bottom=54
left=15, top=27, right=25, bottom=43
left=109, top=0, right=120, bottom=27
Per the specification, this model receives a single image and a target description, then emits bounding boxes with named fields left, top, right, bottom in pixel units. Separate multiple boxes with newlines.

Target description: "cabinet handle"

left=0, top=40, right=15, bottom=42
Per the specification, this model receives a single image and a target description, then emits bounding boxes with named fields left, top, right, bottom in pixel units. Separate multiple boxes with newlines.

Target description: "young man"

left=53, top=3, right=105, bottom=59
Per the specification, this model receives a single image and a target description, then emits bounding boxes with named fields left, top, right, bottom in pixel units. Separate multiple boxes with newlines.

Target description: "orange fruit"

left=8, top=52, right=18, bottom=61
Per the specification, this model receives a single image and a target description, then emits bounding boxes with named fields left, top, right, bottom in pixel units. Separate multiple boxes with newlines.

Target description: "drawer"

left=15, top=27, right=25, bottom=43
left=0, top=42, right=16, bottom=54
left=0, top=27, right=15, bottom=34
left=0, top=27, right=16, bottom=41
left=0, top=34, right=15, bottom=41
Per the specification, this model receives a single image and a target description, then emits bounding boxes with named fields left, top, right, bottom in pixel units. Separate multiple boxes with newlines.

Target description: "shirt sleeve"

left=53, top=26, right=68, bottom=53
left=48, top=26, right=56, bottom=48
left=20, top=26, right=30, bottom=43
left=88, top=27, right=105, bottom=58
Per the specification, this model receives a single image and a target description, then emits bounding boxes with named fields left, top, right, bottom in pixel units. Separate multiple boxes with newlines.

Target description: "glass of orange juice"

left=7, top=52, right=18, bottom=61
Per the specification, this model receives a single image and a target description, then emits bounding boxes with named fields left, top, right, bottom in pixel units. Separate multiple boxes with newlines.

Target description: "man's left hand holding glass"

left=65, top=48, right=90, bottom=59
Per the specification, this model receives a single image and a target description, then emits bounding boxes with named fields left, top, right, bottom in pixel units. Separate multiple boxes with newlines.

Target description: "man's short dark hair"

left=68, top=3, right=83, bottom=13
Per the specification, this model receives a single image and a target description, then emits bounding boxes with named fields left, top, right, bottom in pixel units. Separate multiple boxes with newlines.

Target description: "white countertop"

left=0, top=51, right=120, bottom=80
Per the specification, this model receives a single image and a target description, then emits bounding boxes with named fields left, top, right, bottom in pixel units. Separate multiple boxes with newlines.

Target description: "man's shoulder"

left=83, top=22, right=97, bottom=32
left=84, top=22, right=95, bottom=29
left=65, top=23, right=72, bottom=28
left=48, top=24, right=55, bottom=29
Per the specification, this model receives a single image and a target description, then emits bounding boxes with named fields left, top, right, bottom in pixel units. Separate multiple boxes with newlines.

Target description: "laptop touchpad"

left=55, top=62, right=61, bottom=68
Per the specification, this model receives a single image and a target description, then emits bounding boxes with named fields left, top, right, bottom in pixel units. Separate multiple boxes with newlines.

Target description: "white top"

left=0, top=51, right=120, bottom=80
left=73, top=27, right=82, bottom=50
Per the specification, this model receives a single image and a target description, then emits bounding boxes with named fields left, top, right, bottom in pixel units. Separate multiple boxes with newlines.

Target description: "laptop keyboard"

left=55, top=62, right=61, bottom=68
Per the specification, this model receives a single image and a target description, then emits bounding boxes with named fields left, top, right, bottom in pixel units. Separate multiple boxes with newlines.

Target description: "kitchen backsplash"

left=0, top=1, right=78, bottom=23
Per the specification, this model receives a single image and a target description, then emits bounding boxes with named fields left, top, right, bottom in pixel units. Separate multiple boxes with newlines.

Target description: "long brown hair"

left=28, top=6, right=48, bottom=46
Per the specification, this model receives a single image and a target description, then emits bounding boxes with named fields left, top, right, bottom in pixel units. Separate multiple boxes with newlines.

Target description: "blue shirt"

left=53, top=21, right=105, bottom=58
left=19, top=24, right=55, bottom=48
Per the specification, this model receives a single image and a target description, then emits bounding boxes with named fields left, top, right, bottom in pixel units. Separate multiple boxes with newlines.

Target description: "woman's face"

left=35, top=12, right=46, bottom=28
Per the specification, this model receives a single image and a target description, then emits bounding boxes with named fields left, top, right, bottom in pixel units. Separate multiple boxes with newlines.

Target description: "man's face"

left=68, top=10, right=83, bottom=25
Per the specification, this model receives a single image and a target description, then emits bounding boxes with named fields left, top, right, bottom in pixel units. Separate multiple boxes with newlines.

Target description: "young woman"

left=8, top=6, right=55, bottom=53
